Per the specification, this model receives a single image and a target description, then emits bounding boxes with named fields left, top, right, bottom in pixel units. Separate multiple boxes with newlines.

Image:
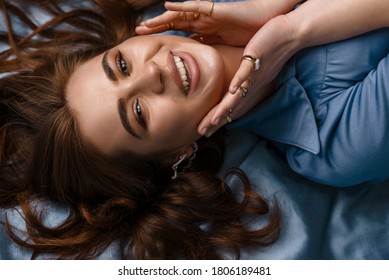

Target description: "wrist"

left=273, top=13, right=303, bottom=58
left=284, top=8, right=308, bottom=52
left=253, top=0, right=301, bottom=28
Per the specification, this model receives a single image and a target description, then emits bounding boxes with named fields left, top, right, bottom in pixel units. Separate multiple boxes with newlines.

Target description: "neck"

left=212, top=44, right=244, bottom=93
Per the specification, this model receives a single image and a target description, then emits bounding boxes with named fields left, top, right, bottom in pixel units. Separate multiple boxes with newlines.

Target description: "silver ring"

left=241, top=55, right=261, bottom=71
left=166, top=22, right=174, bottom=30
left=193, top=12, right=200, bottom=20
left=207, top=0, right=215, bottom=16
left=240, top=86, right=248, bottom=97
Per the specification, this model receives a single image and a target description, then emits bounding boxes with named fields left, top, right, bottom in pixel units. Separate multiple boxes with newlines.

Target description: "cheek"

left=149, top=101, right=200, bottom=142
left=161, top=109, right=195, bottom=134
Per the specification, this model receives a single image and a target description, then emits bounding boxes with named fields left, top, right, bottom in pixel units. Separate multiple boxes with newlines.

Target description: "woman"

left=0, top=0, right=280, bottom=260
left=138, top=0, right=389, bottom=186
left=0, top=0, right=387, bottom=259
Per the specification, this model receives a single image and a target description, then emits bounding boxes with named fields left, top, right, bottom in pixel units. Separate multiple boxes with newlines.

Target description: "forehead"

left=66, top=53, right=128, bottom=155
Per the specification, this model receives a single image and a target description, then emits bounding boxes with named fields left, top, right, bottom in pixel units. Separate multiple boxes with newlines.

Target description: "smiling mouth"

left=173, top=55, right=191, bottom=93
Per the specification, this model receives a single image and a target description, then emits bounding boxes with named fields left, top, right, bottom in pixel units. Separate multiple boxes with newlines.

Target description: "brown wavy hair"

left=0, top=0, right=280, bottom=259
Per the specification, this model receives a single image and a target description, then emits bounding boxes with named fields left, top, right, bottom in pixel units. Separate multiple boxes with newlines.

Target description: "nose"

left=134, top=60, right=164, bottom=94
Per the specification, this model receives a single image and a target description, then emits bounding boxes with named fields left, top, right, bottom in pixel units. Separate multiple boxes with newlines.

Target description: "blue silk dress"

left=229, top=28, right=389, bottom=186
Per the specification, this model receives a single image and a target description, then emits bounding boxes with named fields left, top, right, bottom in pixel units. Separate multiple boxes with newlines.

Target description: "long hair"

left=0, top=0, right=280, bottom=259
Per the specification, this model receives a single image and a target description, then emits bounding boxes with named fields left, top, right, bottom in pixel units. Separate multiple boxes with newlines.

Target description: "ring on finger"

left=241, top=55, right=261, bottom=71
left=225, top=108, right=233, bottom=123
left=166, top=22, right=174, bottom=30
left=193, top=12, right=200, bottom=20
left=240, top=86, right=248, bottom=97
left=207, top=0, right=215, bottom=16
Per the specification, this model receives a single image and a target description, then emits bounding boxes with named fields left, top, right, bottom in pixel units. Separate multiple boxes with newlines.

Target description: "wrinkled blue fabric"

left=222, top=132, right=389, bottom=259
left=230, top=28, right=389, bottom=186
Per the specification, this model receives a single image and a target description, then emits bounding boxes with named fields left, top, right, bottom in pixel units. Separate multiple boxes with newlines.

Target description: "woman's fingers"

left=211, top=91, right=241, bottom=126
left=228, top=54, right=260, bottom=94
left=165, top=1, right=216, bottom=16
left=210, top=55, right=261, bottom=123
left=137, top=0, right=218, bottom=35
left=143, top=0, right=216, bottom=28
left=197, top=106, right=219, bottom=135
left=137, top=10, right=196, bottom=34
left=136, top=24, right=169, bottom=35
left=197, top=79, right=251, bottom=136
left=141, top=10, right=178, bottom=27
left=197, top=53, right=264, bottom=137
left=198, top=99, right=236, bottom=137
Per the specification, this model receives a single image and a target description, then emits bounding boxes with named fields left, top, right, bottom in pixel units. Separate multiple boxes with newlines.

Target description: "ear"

left=161, top=143, right=197, bottom=167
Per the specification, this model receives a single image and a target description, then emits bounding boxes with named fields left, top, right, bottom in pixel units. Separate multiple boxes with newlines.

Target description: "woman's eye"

left=116, top=51, right=129, bottom=76
left=133, top=98, right=146, bottom=128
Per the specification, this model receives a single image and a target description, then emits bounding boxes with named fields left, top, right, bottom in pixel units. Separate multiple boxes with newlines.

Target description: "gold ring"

left=166, top=22, right=174, bottom=30
left=225, top=114, right=233, bottom=123
left=207, top=0, right=215, bottom=16
left=241, top=55, right=261, bottom=71
left=240, top=86, right=248, bottom=97
left=193, top=12, right=200, bottom=20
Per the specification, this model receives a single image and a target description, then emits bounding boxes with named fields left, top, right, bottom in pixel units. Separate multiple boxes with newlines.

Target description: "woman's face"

left=66, top=35, right=226, bottom=159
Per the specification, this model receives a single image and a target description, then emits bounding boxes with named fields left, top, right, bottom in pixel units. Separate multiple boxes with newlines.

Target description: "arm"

left=293, top=0, right=389, bottom=49
left=201, top=0, right=389, bottom=135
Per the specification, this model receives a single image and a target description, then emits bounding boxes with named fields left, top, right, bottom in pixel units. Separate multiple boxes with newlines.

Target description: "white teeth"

left=173, top=55, right=190, bottom=92
left=178, top=67, right=186, bottom=76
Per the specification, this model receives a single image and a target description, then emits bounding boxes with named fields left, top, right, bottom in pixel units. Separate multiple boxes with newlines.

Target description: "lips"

left=169, top=51, right=199, bottom=96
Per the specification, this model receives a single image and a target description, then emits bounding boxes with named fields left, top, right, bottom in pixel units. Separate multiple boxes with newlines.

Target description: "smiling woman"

left=0, top=0, right=280, bottom=259
left=66, top=35, right=228, bottom=157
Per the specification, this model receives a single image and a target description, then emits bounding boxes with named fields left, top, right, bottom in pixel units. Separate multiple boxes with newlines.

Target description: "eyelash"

left=116, top=51, right=129, bottom=76
left=115, top=51, right=145, bottom=129
left=133, top=98, right=146, bottom=128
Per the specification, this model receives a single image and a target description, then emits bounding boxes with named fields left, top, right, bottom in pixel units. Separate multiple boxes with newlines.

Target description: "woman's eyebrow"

left=118, top=98, right=140, bottom=139
left=102, top=51, right=118, bottom=82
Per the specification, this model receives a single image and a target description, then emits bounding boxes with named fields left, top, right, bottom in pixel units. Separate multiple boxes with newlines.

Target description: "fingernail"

left=229, top=86, right=237, bottom=94
left=205, top=128, right=217, bottom=138
left=213, top=117, right=221, bottom=126
left=199, top=126, right=208, bottom=136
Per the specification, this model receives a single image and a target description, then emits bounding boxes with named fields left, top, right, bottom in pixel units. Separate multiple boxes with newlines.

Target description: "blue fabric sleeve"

left=230, top=29, right=389, bottom=186
left=287, top=29, right=389, bottom=186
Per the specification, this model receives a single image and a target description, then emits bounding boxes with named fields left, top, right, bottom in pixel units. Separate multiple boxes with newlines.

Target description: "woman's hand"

left=198, top=15, right=300, bottom=136
left=136, top=0, right=299, bottom=46
left=198, top=0, right=389, bottom=136
left=136, top=0, right=261, bottom=46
